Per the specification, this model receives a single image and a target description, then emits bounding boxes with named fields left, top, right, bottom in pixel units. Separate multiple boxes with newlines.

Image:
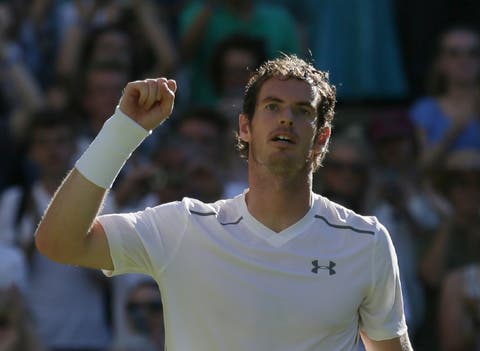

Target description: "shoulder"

left=314, top=194, right=383, bottom=237
left=179, top=196, right=241, bottom=225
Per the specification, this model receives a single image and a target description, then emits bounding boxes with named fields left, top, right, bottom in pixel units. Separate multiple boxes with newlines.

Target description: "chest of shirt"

left=158, top=218, right=373, bottom=334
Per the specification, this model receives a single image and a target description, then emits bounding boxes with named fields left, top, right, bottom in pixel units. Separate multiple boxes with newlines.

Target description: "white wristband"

left=75, top=107, right=151, bottom=189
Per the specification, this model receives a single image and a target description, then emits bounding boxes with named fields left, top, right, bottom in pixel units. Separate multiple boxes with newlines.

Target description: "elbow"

left=34, top=226, right=71, bottom=264
left=34, top=226, right=56, bottom=261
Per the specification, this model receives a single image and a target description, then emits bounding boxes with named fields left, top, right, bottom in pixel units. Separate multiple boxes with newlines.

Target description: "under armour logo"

left=311, top=260, right=336, bottom=275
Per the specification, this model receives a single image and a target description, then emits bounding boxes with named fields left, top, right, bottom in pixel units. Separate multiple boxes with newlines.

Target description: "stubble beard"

left=250, top=140, right=314, bottom=178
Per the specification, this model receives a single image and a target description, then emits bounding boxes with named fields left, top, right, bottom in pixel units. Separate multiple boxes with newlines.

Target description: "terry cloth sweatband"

left=75, top=107, right=151, bottom=189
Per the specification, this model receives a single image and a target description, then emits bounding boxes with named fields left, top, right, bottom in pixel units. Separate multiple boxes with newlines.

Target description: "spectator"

left=56, top=0, right=177, bottom=84
left=210, top=33, right=267, bottom=123
left=122, top=279, right=165, bottom=350
left=366, top=110, right=442, bottom=341
left=74, top=59, right=131, bottom=153
left=314, top=127, right=371, bottom=215
left=0, top=110, right=114, bottom=351
left=174, top=106, right=244, bottom=198
left=179, top=0, right=301, bottom=105
left=418, top=149, right=480, bottom=350
left=0, top=285, right=45, bottom=351
left=113, top=134, right=191, bottom=212
left=439, top=263, right=480, bottom=351
left=410, top=25, right=480, bottom=172
left=422, top=149, right=480, bottom=286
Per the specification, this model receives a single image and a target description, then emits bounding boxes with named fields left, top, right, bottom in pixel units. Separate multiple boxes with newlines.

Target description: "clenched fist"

left=118, top=78, right=177, bottom=130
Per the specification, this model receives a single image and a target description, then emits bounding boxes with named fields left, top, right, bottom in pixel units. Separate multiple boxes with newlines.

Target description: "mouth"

left=270, top=131, right=297, bottom=145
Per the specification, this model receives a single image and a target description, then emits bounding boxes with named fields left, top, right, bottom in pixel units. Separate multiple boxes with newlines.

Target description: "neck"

left=246, top=166, right=313, bottom=233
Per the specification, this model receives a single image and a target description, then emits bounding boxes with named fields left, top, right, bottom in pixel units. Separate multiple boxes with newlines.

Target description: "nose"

left=279, top=108, right=294, bottom=126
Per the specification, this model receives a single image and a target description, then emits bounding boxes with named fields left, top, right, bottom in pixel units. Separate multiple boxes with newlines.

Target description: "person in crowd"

left=179, top=0, right=301, bottom=105
left=173, top=106, right=243, bottom=197
left=121, top=278, right=165, bottom=350
left=417, top=149, right=480, bottom=350
left=73, top=59, right=131, bottom=153
left=314, top=127, right=371, bottom=215
left=56, top=0, right=177, bottom=85
left=439, top=263, right=480, bottom=351
left=365, top=110, right=443, bottom=344
left=0, top=285, right=45, bottom=351
left=35, top=55, right=412, bottom=350
left=410, top=25, right=480, bottom=171
left=0, top=110, right=114, bottom=351
left=210, top=33, right=267, bottom=123
left=421, top=150, right=480, bottom=287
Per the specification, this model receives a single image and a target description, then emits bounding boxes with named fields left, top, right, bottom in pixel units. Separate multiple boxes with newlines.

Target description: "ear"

left=238, top=113, right=251, bottom=142
left=313, top=126, right=331, bottom=154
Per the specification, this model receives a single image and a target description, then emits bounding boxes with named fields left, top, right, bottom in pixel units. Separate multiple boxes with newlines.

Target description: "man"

left=35, top=55, right=412, bottom=350
left=0, top=110, right=112, bottom=350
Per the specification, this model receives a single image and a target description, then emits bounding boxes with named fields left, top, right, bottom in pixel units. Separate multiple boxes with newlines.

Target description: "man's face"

left=239, top=77, right=329, bottom=176
left=178, top=118, right=220, bottom=161
left=83, top=69, right=128, bottom=132
left=29, top=126, right=75, bottom=178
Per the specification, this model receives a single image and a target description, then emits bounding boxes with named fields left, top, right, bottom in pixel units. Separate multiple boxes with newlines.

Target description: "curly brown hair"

left=235, top=54, right=336, bottom=171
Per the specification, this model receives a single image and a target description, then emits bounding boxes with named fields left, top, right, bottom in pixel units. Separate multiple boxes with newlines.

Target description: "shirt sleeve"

left=98, top=200, right=188, bottom=278
left=358, top=221, right=408, bottom=340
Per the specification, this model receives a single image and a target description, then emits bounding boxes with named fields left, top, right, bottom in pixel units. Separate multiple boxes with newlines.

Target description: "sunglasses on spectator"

left=127, top=300, right=163, bottom=314
left=442, top=46, right=480, bottom=58
left=324, top=160, right=366, bottom=173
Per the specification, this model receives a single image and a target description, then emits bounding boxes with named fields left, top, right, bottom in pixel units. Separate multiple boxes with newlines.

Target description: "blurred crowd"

left=0, top=0, right=479, bottom=350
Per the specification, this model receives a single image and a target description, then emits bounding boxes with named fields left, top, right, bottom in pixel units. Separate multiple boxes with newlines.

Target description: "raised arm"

left=35, top=78, right=177, bottom=270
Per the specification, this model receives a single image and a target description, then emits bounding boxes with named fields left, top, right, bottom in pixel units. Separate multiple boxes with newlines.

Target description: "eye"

left=293, top=106, right=315, bottom=119
left=265, top=103, right=279, bottom=112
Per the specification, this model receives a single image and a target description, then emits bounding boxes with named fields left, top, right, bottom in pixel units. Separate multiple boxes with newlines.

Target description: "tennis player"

left=35, top=55, right=413, bottom=350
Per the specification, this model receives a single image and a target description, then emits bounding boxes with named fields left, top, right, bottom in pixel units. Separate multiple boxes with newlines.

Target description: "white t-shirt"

left=100, top=191, right=407, bottom=351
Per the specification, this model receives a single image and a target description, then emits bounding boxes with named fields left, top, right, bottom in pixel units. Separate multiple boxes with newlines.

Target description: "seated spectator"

left=118, top=278, right=165, bottom=351
left=423, top=149, right=480, bottom=287
left=366, top=110, right=442, bottom=340
left=210, top=34, right=267, bottom=124
left=0, top=110, right=114, bottom=351
left=418, top=149, right=480, bottom=349
left=314, top=127, right=371, bottom=215
left=0, top=244, right=44, bottom=351
left=56, top=0, right=177, bottom=84
left=439, top=264, right=480, bottom=351
left=410, top=25, right=480, bottom=171
left=0, top=285, right=45, bottom=351
left=174, top=106, right=245, bottom=198
left=179, top=0, right=301, bottom=105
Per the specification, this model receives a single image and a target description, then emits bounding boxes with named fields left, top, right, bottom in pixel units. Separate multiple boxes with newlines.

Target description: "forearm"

left=0, top=44, right=44, bottom=111
left=56, top=21, right=89, bottom=81
left=420, top=124, right=465, bottom=171
left=35, top=168, right=108, bottom=264
left=180, top=5, right=213, bottom=60
left=419, top=223, right=449, bottom=287
left=135, top=1, right=177, bottom=74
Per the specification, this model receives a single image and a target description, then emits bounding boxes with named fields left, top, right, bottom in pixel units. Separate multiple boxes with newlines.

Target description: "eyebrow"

left=260, top=96, right=315, bottom=108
